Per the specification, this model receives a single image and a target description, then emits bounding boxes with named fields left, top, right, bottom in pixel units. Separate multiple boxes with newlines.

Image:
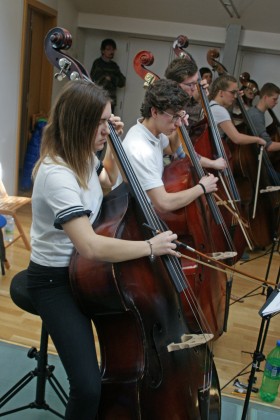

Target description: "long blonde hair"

left=33, top=80, right=111, bottom=189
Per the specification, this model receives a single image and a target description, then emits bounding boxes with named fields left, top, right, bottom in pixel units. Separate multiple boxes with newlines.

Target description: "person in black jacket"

left=90, top=39, right=126, bottom=112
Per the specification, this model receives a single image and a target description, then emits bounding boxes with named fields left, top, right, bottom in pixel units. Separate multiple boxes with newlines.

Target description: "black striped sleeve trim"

left=54, top=206, right=92, bottom=230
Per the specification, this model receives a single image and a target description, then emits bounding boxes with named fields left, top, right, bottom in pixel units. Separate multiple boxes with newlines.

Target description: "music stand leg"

left=241, top=314, right=271, bottom=420
left=261, top=234, right=279, bottom=295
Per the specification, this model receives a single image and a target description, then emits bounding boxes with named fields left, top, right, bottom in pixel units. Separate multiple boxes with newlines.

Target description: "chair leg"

left=0, top=324, right=68, bottom=418
left=5, top=214, right=31, bottom=251
left=0, top=229, right=6, bottom=275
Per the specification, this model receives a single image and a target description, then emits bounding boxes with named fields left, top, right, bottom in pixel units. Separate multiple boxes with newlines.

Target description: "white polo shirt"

left=210, top=100, right=231, bottom=138
left=30, top=156, right=103, bottom=267
left=121, top=119, right=169, bottom=192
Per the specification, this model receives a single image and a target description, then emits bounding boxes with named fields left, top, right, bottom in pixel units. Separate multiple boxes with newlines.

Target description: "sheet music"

left=261, top=290, right=280, bottom=316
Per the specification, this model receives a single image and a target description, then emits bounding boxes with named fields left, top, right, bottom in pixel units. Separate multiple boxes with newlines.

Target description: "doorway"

left=18, top=0, right=57, bottom=195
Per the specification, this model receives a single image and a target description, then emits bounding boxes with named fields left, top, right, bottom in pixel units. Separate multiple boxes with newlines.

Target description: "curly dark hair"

left=164, top=58, right=198, bottom=83
left=140, top=79, right=190, bottom=118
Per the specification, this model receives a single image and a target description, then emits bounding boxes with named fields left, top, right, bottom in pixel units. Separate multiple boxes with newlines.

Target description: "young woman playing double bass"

left=208, top=74, right=266, bottom=148
left=209, top=74, right=280, bottom=248
left=18, top=80, right=179, bottom=420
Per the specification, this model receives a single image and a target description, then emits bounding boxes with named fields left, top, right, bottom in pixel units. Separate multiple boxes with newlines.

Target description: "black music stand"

left=241, top=286, right=280, bottom=419
left=220, top=286, right=279, bottom=391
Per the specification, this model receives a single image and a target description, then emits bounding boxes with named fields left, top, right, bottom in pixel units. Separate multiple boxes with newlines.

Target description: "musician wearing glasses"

left=165, top=57, right=207, bottom=128
left=208, top=74, right=266, bottom=147
left=118, top=79, right=219, bottom=213
left=163, top=56, right=227, bottom=170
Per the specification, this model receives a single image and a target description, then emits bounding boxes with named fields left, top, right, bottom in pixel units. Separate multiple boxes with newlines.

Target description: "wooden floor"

left=0, top=203, right=279, bottom=410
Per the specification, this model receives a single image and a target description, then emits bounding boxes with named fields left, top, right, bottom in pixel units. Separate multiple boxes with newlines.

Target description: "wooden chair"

left=0, top=179, right=31, bottom=251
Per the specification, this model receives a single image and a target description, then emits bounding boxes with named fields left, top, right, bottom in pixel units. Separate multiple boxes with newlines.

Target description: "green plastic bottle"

left=259, top=340, right=280, bottom=402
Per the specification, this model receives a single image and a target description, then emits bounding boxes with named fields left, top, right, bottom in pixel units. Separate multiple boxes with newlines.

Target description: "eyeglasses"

left=181, top=82, right=197, bottom=88
left=162, top=110, right=187, bottom=123
left=225, top=90, right=239, bottom=96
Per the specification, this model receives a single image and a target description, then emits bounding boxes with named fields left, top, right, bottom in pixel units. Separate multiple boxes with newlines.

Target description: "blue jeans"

left=25, top=262, right=101, bottom=419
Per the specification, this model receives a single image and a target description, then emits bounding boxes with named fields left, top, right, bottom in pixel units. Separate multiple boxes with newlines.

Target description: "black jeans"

left=25, top=262, right=101, bottom=419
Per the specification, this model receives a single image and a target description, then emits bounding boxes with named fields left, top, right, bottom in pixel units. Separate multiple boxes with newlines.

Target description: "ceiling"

left=72, top=0, right=280, bottom=35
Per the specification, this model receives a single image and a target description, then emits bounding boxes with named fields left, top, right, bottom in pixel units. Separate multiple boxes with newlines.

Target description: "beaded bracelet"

left=198, top=182, right=207, bottom=194
left=146, top=240, right=155, bottom=261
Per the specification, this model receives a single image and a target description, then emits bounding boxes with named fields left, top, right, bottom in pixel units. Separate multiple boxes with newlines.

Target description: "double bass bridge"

left=167, top=333, right=214, bottom=352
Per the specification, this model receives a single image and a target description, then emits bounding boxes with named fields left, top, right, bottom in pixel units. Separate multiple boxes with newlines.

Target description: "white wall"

left=78, top=13, right=280, bottom=52
left=78, top=13, right=226, bottom=46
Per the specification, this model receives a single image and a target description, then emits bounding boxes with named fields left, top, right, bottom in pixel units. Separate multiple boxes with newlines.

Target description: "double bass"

left=133, top=49, right=239, bottom=337
left=45, top=27, right=221, bottom=419
left=171, top=36, right=251, bottom=258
